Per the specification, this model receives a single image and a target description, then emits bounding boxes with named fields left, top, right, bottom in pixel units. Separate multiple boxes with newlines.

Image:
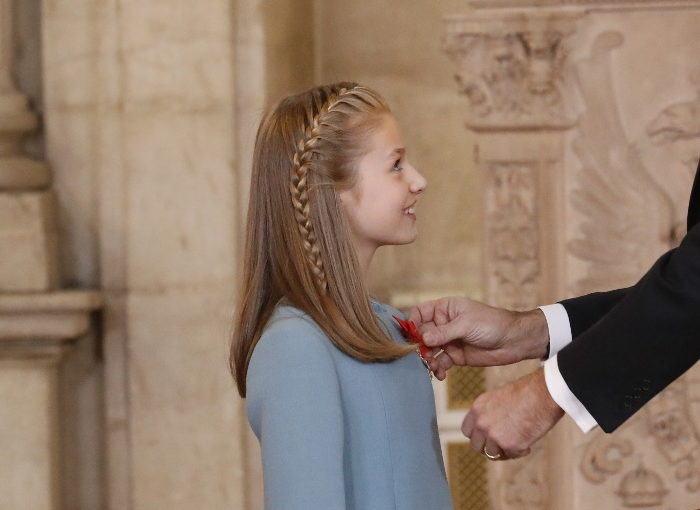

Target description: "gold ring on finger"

left=482, top=445, right=502, bottom=460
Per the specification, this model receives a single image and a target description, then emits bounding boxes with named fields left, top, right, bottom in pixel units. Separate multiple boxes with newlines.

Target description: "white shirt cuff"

left=544, top=354, right=598, bottom=433
left=538, top=303, right=572, bottom=358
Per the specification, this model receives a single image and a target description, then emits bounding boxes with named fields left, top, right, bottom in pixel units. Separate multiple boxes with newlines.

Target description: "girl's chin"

left=389, top=232, right=419, bottom=246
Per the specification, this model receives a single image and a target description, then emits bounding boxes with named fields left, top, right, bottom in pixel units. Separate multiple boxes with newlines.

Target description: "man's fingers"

left=406, top=306, right=422, bottom=325
left=428, top=351, right=454, bottom=376
left=422, top=322, right=465, bottom=347
left=407, top=301, right=436, bottom=325
left=506, top=447, right=531, bottom=459
left=461, top=411, right=475, bottom=439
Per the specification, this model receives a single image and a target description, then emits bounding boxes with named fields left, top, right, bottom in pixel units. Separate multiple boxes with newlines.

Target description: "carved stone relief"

left=485, top=162, right=541, bottom=311
left=569, top=31, right=674, bottom=295
left=478, top=147, right=563, bottom=510
left=570, top=25, right=700, bottom=508
left=616, top=463, right=669, bottom=507
left=638, top=70, right=700, bottom=244
left=444, top=10, right=582, bottom=130
left=445, top=9, right=584, bottom=509
left=500, top=445, right=549, bottom=510
left=448, top=3, right=700, bottom=509
left=578, top=375, right=700, bottom=507
left=480, top=155, right=551, bottom=510
left=580, top=431, right=633, bottom=484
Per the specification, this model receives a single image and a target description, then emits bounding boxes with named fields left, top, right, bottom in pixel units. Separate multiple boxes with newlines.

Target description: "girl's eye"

left=392, top=159, right=403, bottom=171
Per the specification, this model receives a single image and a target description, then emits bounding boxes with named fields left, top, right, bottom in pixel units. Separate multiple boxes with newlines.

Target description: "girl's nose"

left=410, top=167, right=427, bottom=194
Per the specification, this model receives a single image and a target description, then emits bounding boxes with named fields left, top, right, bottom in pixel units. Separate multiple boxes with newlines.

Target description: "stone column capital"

left=443, top=8, right=584, bottom=131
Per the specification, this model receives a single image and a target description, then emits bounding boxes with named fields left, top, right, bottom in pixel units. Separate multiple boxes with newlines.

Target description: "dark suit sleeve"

left=556, top=222, right=700, bottom=433
left=560, top=288, right=629, bottom=338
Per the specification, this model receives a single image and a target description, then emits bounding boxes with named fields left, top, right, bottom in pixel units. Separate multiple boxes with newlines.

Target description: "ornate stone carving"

left=571, top=33, right=700, bottom=294
left=485, top=162, right=541, bottom=311
left=571, top=29, right=700, bottom=505
left=569, top=31, right=674, bottom=295
left=501, top=445, right=548, bottom=509
left=646, top=71, right=700, bottom=142
left=445, top=10, right=579, bottom=510
left=675, top=452, right=700, bottom=493
left=646, top=381, right=700, bottom=465
left=637, top=69, right=700, bottom=243
left=643, top=374, right=700, bottom=493
left=578, top=374, right=700, bottom=497
left=482, top=158, right=553, bottom=509
left=580, top=431, right=633, bottom=484
left=443, top=10, right=582, bottom=130
left=616, top=463, right=669, bottom=507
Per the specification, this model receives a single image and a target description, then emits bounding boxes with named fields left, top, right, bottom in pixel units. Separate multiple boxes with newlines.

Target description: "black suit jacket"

left=557, top=157, right=700, bottom=433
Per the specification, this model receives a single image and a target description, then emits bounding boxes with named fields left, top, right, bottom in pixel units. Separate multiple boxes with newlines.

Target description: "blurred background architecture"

left=1, top=0, right=700, bottom=509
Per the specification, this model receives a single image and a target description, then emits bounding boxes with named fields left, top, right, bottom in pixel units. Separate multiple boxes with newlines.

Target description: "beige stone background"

left=2, top=0, right=478, bottom=509
left=4, top=0, right=700, bottom=509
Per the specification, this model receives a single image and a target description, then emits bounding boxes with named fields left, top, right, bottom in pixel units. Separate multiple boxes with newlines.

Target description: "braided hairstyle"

left=231, top=83, right=416, bottom=397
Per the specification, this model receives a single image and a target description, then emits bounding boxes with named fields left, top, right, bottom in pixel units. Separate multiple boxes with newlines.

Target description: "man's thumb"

left=423, top=322, right=463, bottom=347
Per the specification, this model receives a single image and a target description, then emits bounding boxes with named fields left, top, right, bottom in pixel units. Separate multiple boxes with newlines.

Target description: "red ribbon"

left=393, top=315, right=431, bottom=358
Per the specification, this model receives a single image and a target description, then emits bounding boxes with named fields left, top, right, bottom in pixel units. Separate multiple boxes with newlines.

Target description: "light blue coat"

left=246, top=300, right=454, bottom=510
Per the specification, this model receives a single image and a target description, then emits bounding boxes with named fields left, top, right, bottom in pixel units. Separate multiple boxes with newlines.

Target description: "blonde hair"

left=231, top=82, right=414, bottom=397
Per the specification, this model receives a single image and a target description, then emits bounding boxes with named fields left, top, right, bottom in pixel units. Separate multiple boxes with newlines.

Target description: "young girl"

left=231, top=82, right=454, bottom=509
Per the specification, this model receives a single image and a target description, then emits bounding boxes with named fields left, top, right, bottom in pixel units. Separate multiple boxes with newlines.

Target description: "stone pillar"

left=41, top=1, right=252, bottom=508
left=0, top=0, right=57, bottom=292
left=0, top=290, right=102, bottom=510
left=444, top=9, right=582, bottom=510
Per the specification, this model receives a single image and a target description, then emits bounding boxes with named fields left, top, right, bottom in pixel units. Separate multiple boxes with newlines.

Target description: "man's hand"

left=408, top=297, right=550, bottom=379
left=462, top=368, right=565, bottom=460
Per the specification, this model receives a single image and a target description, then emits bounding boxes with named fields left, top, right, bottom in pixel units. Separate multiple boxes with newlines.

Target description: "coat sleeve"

left=246, top=318, right=346, bottom=510
left=560, top=288, right=629, bottom=339
left=556, top=222, right=700, bottom=432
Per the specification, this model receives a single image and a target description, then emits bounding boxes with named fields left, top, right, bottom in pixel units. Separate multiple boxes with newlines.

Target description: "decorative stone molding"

left=467, top=0, right=700, bottom=8
left=477, top=131, right=565, bottom=317
left=484, top=161, right=541, bottom=311
left=448, top=2, right=700, bottom=509
left=577, top=373, right=700, bottom=501
left=0, top=0, right=49, bottom=189
left=0, top=290, right=101, bottom=347
left=0, top=290, right=102, bottom=510
left=580, top=431, right=633, bottom=484
left=501, top=445, right=549, bottom=509
left=616, top=463, right=669, bottom=507
left=0, top=0, right=56, bottom=292
left=445, top=8, right=577, bottom=508
left=443, top=9, right=582, bottom=131
left=568, top=31, right=674, bottom=296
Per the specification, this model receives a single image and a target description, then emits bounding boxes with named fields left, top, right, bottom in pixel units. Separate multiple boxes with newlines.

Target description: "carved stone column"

left=0, top=290, right=102, bottom=510
left=0, top=0, right=56, bottom=291
left=0, top=3, right=104, bottom=510
left=444, top=9, right=582, bottom=510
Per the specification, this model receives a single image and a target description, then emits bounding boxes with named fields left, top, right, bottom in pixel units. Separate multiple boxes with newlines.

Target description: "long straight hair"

left=231, top=82, right=414, bottom=397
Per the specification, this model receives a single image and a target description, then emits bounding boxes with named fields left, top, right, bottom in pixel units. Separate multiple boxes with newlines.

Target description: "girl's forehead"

left=366, top=115, right=404, bottom=153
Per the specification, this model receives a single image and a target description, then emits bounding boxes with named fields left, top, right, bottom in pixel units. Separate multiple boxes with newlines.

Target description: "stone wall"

left=6, top=0, right=485, bottom=508
left=317, top=0, right=482, bottom=304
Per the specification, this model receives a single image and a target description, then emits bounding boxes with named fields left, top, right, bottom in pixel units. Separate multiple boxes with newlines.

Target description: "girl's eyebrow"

left=387, top=147, right=405, bottom=159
